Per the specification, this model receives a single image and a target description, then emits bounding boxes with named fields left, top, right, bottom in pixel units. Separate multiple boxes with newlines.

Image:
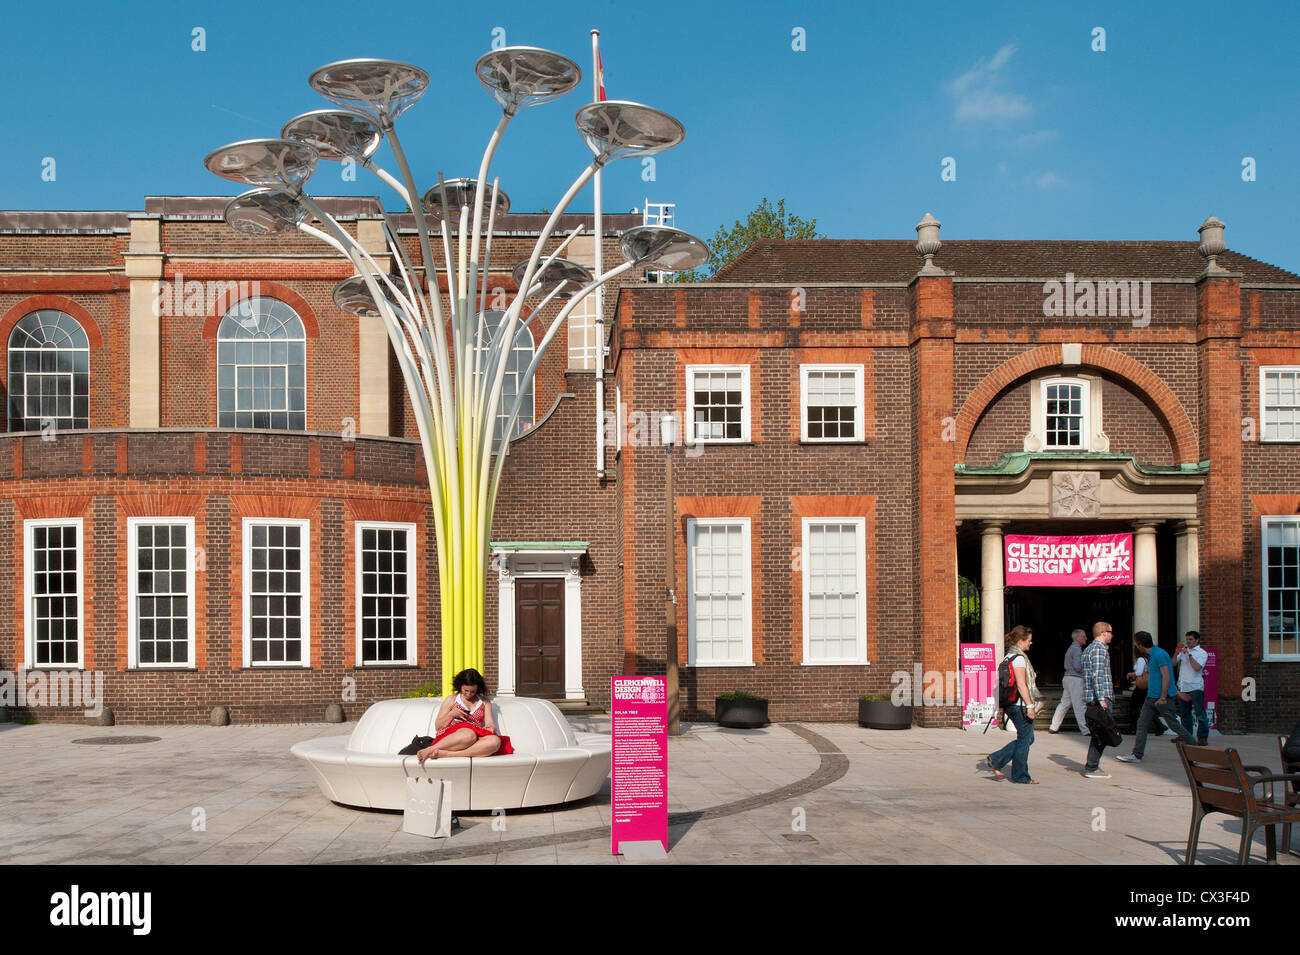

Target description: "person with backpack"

left=986, top=625, right=1040, bottom=784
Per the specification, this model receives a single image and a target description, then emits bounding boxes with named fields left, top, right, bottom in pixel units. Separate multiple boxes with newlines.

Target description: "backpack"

left=998, top=652, right=1022, bottom=708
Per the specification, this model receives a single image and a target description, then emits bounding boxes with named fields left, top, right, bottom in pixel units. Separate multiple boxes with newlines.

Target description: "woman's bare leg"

left=418, top=727, right=478, bottom=761
left=457, top=735, right=502, bottom=758
left=433, top=728, right=480, bottom=754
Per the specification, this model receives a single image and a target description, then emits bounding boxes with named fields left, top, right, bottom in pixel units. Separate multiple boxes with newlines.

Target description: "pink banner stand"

left=961, top=644, right=998, bottom=730
left=611, top=676, right=668, bottom=857
left=1204, top=650, right=1219, bottom=732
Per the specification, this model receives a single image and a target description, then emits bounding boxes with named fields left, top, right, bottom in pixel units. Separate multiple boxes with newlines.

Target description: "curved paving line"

left=328, top=723, right=849, bottom=865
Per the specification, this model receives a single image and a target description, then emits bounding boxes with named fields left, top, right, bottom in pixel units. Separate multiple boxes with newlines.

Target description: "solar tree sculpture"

left=204, top=48, right=709, bottom=691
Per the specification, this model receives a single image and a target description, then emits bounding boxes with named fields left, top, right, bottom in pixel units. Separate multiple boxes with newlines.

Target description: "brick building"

left=0, top=197, right=633, bottom=723
left=2, top=201, right=1297, bottom=731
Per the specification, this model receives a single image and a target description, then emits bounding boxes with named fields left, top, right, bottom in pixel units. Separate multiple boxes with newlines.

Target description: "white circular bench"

left=290, top=697, right=610, bottom=811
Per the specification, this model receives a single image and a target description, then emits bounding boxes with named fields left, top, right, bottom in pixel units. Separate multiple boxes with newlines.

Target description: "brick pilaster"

left=910, top=273, right=958, bottom=727
left=1196, top=270, right=1244, bottom=720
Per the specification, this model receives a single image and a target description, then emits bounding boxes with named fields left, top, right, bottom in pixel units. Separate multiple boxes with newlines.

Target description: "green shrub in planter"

left=402, top=681, right=443, bottom=699
left=715, top=690, right=769, bottom=728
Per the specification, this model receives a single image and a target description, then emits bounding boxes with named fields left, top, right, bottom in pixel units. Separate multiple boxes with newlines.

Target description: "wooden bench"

left=1177, top=742, right=1300, bottom=864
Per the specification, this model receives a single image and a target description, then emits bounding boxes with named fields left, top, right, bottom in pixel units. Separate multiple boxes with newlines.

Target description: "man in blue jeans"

left=1115, top=631, right=1193, bottom=762
left=1173, top=630, right=1211, bottom=744
left=1082, top=621, right=1116, bottom=778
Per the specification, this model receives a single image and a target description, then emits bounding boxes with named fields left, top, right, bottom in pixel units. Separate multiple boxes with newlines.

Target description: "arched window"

left=217, top=297, right=306, bottom=430
left=475, top=310, right=535, bottom=450
left=7, top=310, right=89, bottom=432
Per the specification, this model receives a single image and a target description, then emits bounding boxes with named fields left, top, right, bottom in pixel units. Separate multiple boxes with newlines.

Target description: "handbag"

left=1085, top=701, right=1123, bottom=748
left=397, top=735, right=435, bottom=756
left=402, top=757, right=453, bottom=838
left=1135, top=672, right=1149, bottom=690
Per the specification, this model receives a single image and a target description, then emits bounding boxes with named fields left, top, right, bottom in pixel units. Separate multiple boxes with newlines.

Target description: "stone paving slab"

left=0, top=718, right=1294, bottom=866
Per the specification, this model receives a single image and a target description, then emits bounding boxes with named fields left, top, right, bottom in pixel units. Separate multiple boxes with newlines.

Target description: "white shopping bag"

left=402, top=758, right=453, bottom=838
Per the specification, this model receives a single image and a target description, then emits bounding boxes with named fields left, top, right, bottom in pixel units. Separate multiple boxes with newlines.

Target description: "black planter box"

left=715, top=697, right=769, bottom=728
left=859, top=699, right=913, bottom=730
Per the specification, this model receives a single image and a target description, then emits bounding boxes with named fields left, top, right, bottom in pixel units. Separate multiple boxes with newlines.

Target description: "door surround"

left=492, top=542, right=586, bottom=699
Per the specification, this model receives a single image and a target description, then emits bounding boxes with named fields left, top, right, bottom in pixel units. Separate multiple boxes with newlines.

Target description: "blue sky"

left=2, top=0, right=1297, bottom=271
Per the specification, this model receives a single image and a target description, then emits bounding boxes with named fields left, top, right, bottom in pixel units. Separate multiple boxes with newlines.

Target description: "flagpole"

left=592, top=28, right=606, bottom=480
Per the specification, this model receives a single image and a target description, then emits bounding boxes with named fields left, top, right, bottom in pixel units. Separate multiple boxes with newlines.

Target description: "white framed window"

left=242, top=518, right=310, bottom=667
left=1041, top=378, right=1089, bottom=450
left=801, top=519, right=868, bottom=664
left=24, top=519, right=83, bottom=668
left=217, top=297, right=306, bottom=431
left=128, top=518, right=196, bottom=668
left=687, top=365, right=750, bottom=444
left=801, top=364, right=864, bottom=442
left=567, top=292, right=599, bottom=370
left=686, top=518, right=753, bottom=666
left=8, top=310, right=90, bottom=432
left=1263, top=517, right=1300, bottom=660
left=355, top=522, right=417, bottom=666
left=1260, top=366, right=1300, bottom=442
left=475, top=310, right=535, bottom=450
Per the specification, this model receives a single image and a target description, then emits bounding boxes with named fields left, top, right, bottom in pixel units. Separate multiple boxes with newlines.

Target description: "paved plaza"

left=0, top=717, right=1294, bottom=865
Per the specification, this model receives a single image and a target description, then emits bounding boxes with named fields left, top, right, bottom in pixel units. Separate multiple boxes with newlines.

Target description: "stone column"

left=980, top=520, right=1009, bottom=660
left=356, top=218, right=391, bottom=436
left=564, top=554, right=585, bottom=700
left=125, top=216, right=162, bottom=428
left=1132, top=520, right=1160, bottom=636
left=495, top=553, right=516, bottom=697
left=1175, top=519, right=1201, bottom=640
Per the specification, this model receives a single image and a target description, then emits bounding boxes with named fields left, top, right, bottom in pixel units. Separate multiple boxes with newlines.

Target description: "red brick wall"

left=965, top=377, right=1175, bottom=466
left=0, top=431, right=446, bottom=723
left=612, top=286, right=919, bottom=722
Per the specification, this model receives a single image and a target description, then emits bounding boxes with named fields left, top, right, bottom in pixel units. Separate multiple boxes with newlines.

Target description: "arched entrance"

left=955, top=454, right=1205, bottom=698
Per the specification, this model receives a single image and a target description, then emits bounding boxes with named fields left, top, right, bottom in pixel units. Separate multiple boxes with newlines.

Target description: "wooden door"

left=515, top=578, right=565, bottom=698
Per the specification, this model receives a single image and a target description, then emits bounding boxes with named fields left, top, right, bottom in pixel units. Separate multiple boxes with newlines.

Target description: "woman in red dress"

left=416, top=669, right=514, bottom=762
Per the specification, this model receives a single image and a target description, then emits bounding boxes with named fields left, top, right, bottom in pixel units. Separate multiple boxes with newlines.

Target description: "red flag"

left=597, top=50, right=606, bottom=101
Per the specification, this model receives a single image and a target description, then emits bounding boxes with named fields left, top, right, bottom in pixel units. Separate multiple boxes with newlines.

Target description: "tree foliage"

left=670, top=197, right=822, bottom=282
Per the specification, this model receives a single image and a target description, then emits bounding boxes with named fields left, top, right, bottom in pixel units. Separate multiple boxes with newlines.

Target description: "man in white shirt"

left=1173, top=629, right=1210, bottom=745
left=1049, top=629, right=1089, bottom=735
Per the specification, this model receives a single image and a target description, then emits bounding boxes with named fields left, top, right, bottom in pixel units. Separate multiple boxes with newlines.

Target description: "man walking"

left=1115, top=631, right=1193, bottom=762
left=1126, top=652, right=1165, bottom=736
left=1174, top=630, right=1211, bottom=744
left=1082, top=620, right=1117, bottom=778
left=1049, top=629, right=1089, bottom=735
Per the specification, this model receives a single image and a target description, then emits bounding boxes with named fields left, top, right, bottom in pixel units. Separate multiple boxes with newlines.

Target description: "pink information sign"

left=610, top=676, right=668, bottom=856
left=1203, top=650, right=1219, bottom=731
left=960, top=643, right=998, bottom=729
left=1005, top=533, right=1134, bottom=587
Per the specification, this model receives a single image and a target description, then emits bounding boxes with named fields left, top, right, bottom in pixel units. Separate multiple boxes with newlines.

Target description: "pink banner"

left=960, top=644, right=998, bottom=728
left=1204, top=651, right=1219, bottom=731
left=610, top=676, right=668, bottom=855
left=1005, top=533, right=1134, bottom=587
